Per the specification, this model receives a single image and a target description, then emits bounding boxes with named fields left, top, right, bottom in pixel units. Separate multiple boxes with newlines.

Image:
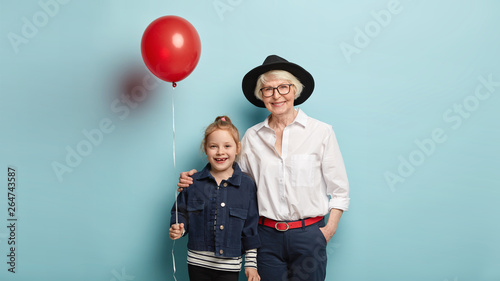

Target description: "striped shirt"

left=187, top=249, right=257, bottom=272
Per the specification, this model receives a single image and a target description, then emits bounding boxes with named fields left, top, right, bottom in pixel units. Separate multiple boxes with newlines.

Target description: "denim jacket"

left=170, top=163, right=261, bottom=257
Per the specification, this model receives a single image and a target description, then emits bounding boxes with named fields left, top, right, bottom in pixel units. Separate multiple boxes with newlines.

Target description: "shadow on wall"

left=238, top=103, right=269, bottom=132
left=113, top=65, right=162, bottom=118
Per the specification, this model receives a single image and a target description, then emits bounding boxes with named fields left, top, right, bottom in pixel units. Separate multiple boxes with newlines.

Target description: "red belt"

left=259, top=216, right=324, bottom=231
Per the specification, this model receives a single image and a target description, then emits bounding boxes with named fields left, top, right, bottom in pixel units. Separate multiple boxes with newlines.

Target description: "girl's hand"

left=177, top=169, right=197, bottom=192
left=169, top=223, right=184, bottom=240
left=245, top=268, right=260, bottom=281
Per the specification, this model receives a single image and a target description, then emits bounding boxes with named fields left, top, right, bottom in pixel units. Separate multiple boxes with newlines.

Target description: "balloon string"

left=172, top=85, right=178, bottom=281
left=172, top=240, right=178, bottom=281
left=173, top=86, right=178, bottom=224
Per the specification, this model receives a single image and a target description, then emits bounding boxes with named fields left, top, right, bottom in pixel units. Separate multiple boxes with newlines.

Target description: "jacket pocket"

left=227, top=208, right=248, bottom=247
left=229, top=207, right=248, bottom=220
left=187, top=200, right=205, bottom=212
left=187, top=200, right=205, bottom=239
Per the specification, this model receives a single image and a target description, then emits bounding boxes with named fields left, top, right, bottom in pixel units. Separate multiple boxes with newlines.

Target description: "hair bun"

left=216, top=115, right=231, bottom=124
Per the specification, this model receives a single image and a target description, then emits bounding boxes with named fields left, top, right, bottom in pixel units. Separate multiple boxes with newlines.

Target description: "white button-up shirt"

left=239, top=109, right=350, bottom=221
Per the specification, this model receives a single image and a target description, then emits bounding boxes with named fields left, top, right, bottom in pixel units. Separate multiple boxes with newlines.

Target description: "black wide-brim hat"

left=242, top=55, right=315, bottom=108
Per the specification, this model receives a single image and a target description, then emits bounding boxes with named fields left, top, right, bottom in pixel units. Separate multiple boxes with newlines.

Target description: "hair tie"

left=221, top=117, right=226, bottom=122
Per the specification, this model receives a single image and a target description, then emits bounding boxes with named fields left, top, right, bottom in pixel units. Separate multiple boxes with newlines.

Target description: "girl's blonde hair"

left=201, top=115, right=240, bottom=154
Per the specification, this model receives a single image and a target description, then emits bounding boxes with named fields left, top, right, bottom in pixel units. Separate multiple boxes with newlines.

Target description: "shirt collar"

left=256, top=108, right=308, bottom=131
left=293, top=108, right=308, bottom=127
left=197, top=162, right=243, bottom=187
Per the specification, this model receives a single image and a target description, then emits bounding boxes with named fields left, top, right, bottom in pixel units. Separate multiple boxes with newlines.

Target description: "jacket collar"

left=197, top=162, right=242, bottom=187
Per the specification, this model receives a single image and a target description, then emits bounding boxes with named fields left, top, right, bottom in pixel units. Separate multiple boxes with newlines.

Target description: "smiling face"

left=205, top=129, right=240, bottom=179
left=261, top=79, right=296, bottom=117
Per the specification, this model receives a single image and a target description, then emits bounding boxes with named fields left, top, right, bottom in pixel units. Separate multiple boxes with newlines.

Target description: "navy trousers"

left=257, top=219, right=328, bottom=281
left=187, top=264, right=239, bottom=281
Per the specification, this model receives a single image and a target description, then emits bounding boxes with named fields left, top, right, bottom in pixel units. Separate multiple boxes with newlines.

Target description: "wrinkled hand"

left=319, top=208, right=343, bottom=244
left=169, top=223, right=184, bottom=240
left=245, top=268, right=260, bottom=281
left=177, top=169, right=197, bottom=192
left=319, top=226, right=336, bottom=244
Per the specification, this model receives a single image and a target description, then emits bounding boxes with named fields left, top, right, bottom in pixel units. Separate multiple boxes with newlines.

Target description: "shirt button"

left=221, top=202, right=226, bottom=207
left=220, top=249, right=224, bottom=255
left=220, top=225, right=224, bottom=230
left=223, top=183, right=228, bottom=187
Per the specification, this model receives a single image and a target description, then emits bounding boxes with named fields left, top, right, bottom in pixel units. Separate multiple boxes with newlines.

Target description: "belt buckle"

left=275, top=221, right=289, bottom=231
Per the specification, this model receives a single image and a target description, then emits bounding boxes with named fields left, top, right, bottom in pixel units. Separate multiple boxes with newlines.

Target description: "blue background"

left=1, top=0, right=499, bottom=280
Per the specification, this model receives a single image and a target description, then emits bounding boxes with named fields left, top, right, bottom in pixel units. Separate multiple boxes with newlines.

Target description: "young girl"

left=169, top=116, right=261, bottom=281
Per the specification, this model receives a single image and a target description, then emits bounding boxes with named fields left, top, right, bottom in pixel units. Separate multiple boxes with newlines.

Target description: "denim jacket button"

left=219, top=249, right=224, bottom=255
left=219, top=225, right=224, bottom=230
left=223, top=183, right=228, bottom=187
left=221, top=202, right=226, bottom=207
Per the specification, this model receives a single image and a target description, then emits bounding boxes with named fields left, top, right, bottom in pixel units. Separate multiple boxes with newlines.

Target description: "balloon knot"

left=172, top=82, right=177, bottom=88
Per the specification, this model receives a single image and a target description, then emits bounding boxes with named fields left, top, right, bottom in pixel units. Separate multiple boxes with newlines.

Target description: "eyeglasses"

left=259, top=84, right=293, bottom=98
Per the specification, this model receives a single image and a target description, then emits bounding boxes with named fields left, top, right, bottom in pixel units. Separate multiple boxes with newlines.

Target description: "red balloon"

left=141, top=16, right=201, bottom=83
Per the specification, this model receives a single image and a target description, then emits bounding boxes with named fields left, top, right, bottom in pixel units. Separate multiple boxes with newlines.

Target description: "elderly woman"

left=178, top=55, right=350, bottom=281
